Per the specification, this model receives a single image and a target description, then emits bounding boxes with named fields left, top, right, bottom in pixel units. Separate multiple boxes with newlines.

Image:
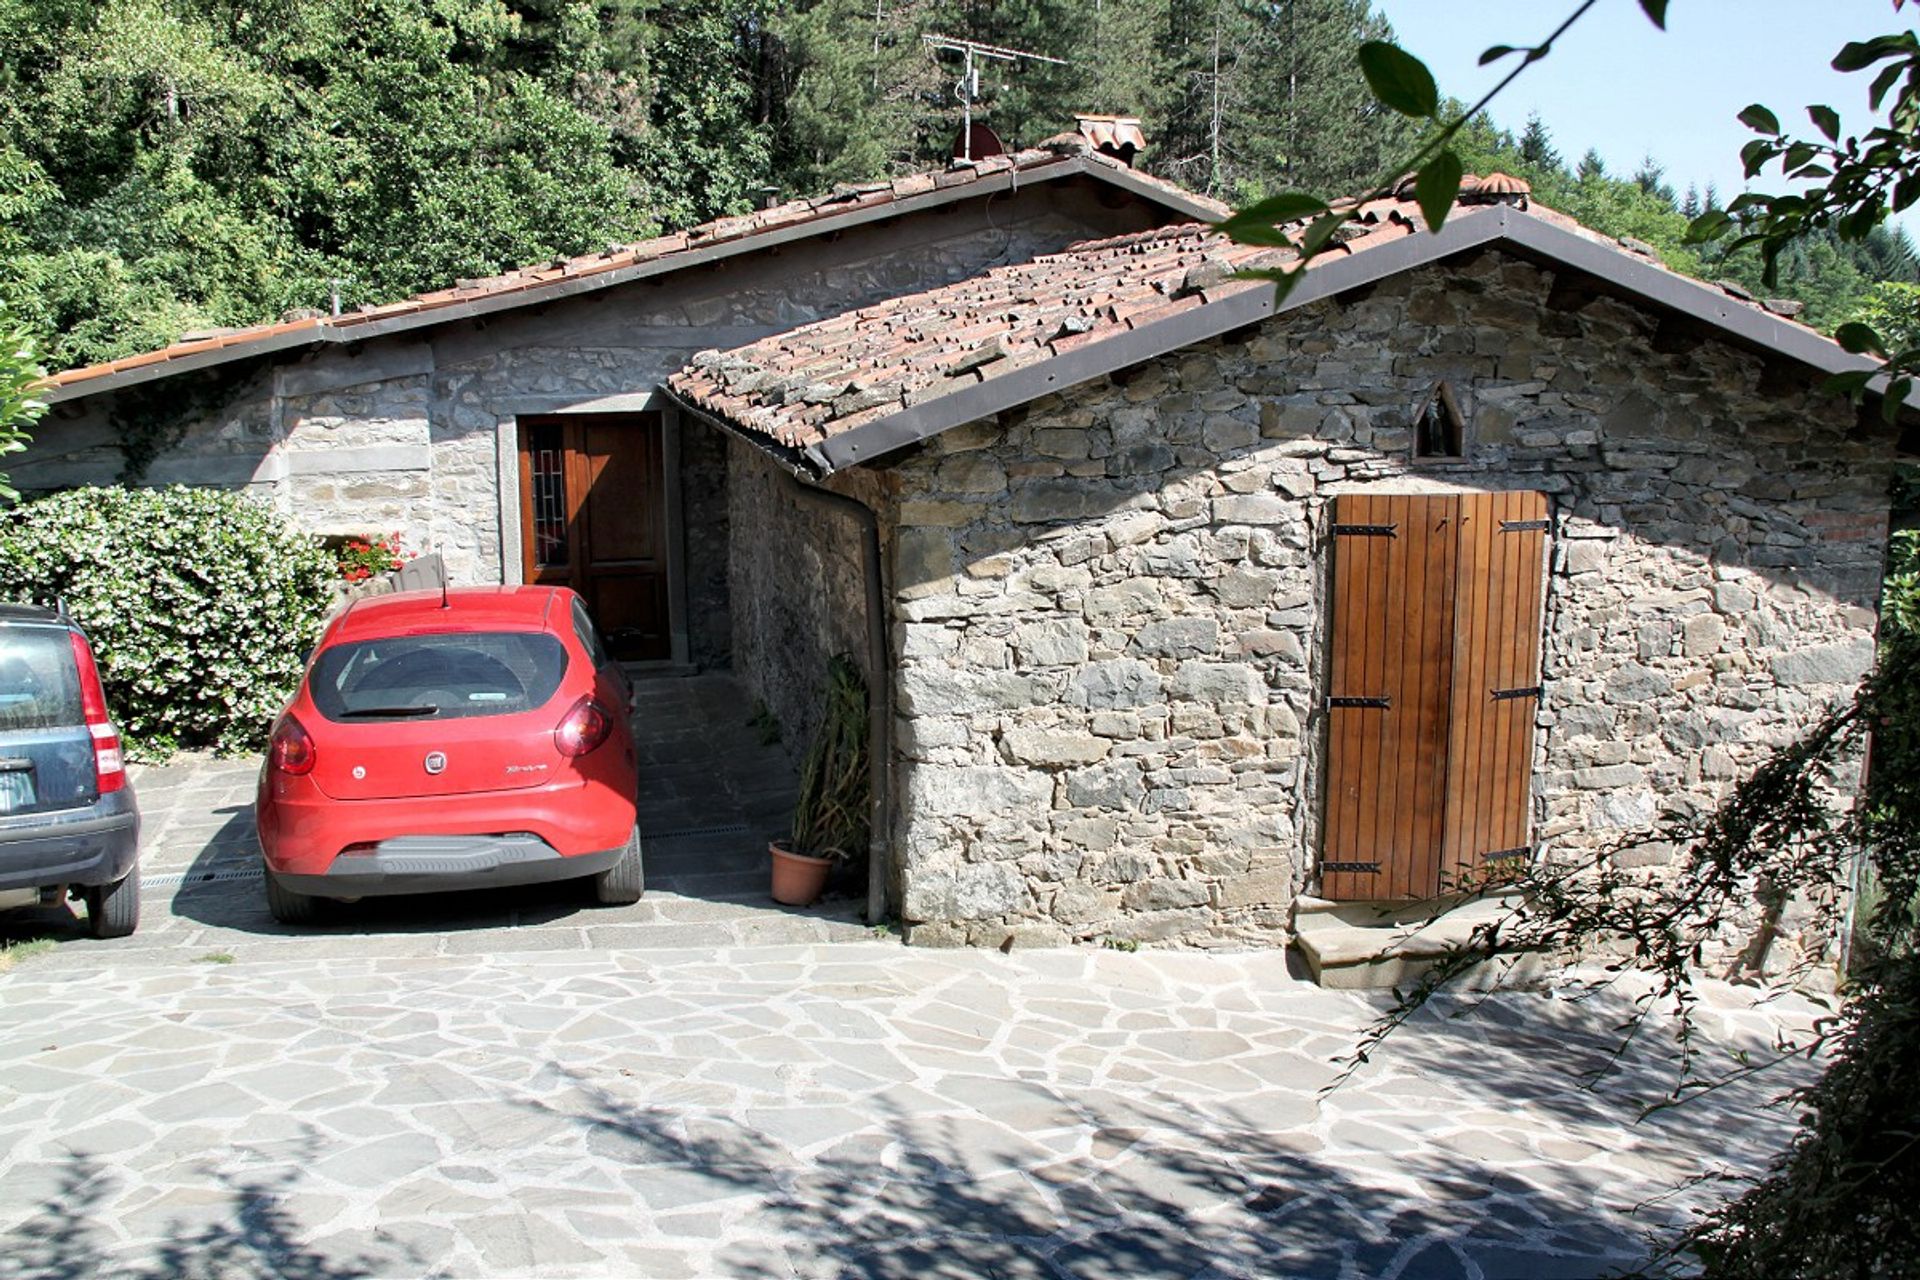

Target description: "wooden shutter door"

left=1322, top=494, right=1460, bottom=901
left=1440, top=491, right=1549, bottom=885
left=1322, top=490, right=1549, bottom=901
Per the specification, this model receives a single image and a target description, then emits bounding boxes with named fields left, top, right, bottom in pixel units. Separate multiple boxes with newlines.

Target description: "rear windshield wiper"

left=338, top=705, right=440, bottom=718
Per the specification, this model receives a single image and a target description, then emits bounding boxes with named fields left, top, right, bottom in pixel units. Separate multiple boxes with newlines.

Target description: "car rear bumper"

left=272, top=832, right=626, bottom=898
left=257, top=773, right=635, bottom=876
left=0, top=788, right=141, bottom=892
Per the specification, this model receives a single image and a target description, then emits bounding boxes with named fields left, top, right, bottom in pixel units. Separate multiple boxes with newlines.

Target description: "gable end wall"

left=886, top=250, right=1892, bottom=954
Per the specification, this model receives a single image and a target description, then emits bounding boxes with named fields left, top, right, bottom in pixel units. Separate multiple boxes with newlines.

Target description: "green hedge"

left=0, top=486, right=335, bottom=755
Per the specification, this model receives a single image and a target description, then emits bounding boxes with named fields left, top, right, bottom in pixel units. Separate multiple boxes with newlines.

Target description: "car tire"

left=593, top=825, right=645, bottom=905
left=85, top=867, right=140, bottom=939
left=264, top=867, right=320, bottom=925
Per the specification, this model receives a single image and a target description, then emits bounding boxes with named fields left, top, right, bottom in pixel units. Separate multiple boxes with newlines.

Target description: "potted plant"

left=771, top=655, right=869, bottom=906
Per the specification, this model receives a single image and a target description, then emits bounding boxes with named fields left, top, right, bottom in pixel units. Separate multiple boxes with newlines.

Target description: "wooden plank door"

left=518, top=414, right=671, bottom=661
left=1322, top=494, right=1460, bottom=901
left=1322, top=490, right=1548, bottom=900
left=1440, top=491, right=1549, bottom=885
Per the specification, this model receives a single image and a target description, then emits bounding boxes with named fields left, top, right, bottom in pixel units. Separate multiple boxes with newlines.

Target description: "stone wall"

left=886, top=249, right=1894, bottom=951
left=680, top=419, right=732, bottom=667
left=725, top=437, right=885, bottom=767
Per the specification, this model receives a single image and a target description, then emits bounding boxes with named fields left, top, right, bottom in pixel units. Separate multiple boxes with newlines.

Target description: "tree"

left=1158, top=0, right=1413, bottom=201
left=761, top=0, right=929, bottom=194
left=1632, top=151, right=1675, bottom=206
left=0, top=308, right=46, bottom=502
left=1516, top=109, right=1559, bottom=172
left=0, top=0, right=661, bottom=369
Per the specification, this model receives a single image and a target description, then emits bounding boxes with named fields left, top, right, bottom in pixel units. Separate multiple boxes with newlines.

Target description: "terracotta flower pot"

left=769, top=839, right=832, bottom=906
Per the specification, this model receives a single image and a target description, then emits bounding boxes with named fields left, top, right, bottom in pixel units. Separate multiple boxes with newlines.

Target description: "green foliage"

left=1675, top=961, right=1920, bottom=1277
left=1850, top=280, right=1920, bottom=354
left=0, top=307, right=46, bottom=501
left=630, top=2, right=771, bottom=227
left=0, top=0, right=650, bottom=370
left=1158, top=0, right=1413, bottom=203
left=790, top=654, right=869, bottom=860
left=0, top=486, right=334, bottom=756
left=1684, top=26, right=1920, bottom=413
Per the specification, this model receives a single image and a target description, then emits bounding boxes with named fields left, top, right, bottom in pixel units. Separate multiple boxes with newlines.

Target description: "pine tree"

left=1632, top=153, right=1676, bottom=209
left=1156, top=0, right=1412, bottom=201
left=1516, top=111, right=1560, bottom=175
left=1576, top=148, right=1606, bottom=181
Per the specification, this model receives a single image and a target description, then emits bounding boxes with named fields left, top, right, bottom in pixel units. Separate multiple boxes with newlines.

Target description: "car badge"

left=424, top=751, right=447, bottom=775
left=352, top=766, right=367, bottom=780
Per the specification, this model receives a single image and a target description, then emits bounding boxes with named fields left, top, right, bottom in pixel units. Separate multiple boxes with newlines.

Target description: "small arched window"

left=1414, top=382, right=1467, bottom=459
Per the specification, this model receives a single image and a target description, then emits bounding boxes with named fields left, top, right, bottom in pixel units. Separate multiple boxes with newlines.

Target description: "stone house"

left=22, top=139, right=1912, bottom=958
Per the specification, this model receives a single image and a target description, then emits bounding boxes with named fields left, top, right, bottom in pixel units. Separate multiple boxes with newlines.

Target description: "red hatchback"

left=256, top=586, right=641, bottom=924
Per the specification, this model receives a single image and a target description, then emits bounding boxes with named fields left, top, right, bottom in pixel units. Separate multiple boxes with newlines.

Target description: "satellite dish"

left=951, top=123, right=1005, bottom=163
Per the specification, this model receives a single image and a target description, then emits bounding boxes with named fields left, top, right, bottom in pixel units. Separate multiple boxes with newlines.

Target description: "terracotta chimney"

left=1074, top=114, right=1146, bottom=167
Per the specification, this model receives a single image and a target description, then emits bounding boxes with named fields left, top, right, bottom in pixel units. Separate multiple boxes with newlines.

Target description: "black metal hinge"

left=1327, top=695, right=1391, bottom=710
left=1481, top=846, right=1530, bottom=862
left=1322, top=861, right=1381, bottom=874
left=1490, top=686, right=1542, bottom=702
left=1499, top=519, right=1551, bottom=533
left=1333, top=523, right=1397, bottom=537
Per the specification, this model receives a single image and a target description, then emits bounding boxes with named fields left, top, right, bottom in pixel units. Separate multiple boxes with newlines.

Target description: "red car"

left=256, top=586, right=641, bottom=924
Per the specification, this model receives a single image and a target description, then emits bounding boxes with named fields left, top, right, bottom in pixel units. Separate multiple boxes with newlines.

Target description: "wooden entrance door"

left=517, top=414, right=671, bottom=661
left=1321, top=491, right=1549, bottom=900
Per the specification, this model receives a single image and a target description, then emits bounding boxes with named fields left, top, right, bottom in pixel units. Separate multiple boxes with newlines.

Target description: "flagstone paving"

left=0, top=936, right=1821, bottom=1280
left=0, top=672, right=1826, bottom=1277
left=0, top=674, right=869, bottom=961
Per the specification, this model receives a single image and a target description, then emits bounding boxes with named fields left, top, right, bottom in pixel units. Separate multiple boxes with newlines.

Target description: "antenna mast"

left=921, top=34, right=1067, bottom=164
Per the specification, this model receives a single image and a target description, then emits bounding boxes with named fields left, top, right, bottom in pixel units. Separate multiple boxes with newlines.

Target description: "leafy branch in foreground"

left=1346, top=529, right=1920, bottom=1278
left=1684, top=16, right=1920, bottom=422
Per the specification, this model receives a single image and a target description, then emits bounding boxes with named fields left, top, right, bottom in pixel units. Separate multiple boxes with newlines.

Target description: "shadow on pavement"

left=7, top=1143, right=403, bottom=1280
left=525, top=1062, right=1659, bottom=1280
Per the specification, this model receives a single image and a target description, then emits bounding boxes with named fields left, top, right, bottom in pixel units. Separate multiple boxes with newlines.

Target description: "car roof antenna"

left=438, top=548, right=450, bottom=610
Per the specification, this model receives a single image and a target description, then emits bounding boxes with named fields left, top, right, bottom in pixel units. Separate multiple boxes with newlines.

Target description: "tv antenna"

left=921, top=34, right=1067, bottom=164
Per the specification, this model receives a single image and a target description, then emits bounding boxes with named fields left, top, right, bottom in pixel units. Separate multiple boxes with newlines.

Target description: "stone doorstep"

left=1291, top=891, right=1538, bottom=990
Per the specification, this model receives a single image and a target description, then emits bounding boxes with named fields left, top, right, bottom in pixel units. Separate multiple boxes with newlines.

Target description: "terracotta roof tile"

left=669, top=222, right=1285, bottom=450
left=47, top=149, right=1135, bottom=394
left=667, top=175, right=1849, bottom=455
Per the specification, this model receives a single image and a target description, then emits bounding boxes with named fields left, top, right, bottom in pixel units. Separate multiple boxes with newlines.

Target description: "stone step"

left=1291, top=892, right=1540, bottom=991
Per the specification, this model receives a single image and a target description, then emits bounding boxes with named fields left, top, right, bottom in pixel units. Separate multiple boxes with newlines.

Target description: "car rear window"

left=309, top=631, right=569, bottom=723
left=0, top=627, right=83, bottom=732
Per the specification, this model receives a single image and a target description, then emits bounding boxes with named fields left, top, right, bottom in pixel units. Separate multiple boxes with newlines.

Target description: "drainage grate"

left=147, top=866, right=265, bottom=892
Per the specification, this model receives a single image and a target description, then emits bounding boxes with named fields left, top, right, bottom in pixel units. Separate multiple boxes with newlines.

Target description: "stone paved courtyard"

left=0, top=677, right=1824, bottom=1278
left=0, top=938, right=1818, bottom=1279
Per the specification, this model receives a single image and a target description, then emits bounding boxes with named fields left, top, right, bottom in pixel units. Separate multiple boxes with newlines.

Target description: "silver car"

left=0, top=604, right=140, bottom=938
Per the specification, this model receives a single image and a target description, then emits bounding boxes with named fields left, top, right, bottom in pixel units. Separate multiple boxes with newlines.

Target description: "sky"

left=1371, top=0, right=1918, bottom=227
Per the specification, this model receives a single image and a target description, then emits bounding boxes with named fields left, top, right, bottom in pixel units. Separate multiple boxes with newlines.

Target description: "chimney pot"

left=1074, top=114, right=1146, bottom=168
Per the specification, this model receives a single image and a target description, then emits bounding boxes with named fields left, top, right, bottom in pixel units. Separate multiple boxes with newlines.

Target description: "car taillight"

left=555, top=695, right=612, bottom=758
left=68, top=631, right=126, bottom=794
left=270, top=714, right=317, bottom=776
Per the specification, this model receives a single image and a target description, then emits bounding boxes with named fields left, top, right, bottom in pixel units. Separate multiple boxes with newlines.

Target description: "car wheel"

left=264, top=867, right=320, bottom=925
left=85, top=867, right=140, bottom=939
left=593, top=825, right=645, bottom=906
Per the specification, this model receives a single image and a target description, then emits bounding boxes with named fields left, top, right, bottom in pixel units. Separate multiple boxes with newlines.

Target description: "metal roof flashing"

left=42, top=153, right=1212, bottom=407
left=790, top=204, right=1910, bottom=476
